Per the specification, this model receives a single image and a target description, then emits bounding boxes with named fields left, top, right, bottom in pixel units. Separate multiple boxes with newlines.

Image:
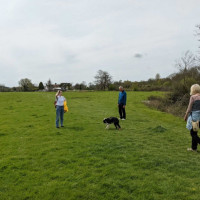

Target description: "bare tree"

left=19, top=78, right=34, bottom=91
left=46, top=79, right=53, bottom=91
left=175, top=51, right=197, bottom=93
left=94, top=70, right=112, bottom=90
left=175, top=51, right=196, bottom=71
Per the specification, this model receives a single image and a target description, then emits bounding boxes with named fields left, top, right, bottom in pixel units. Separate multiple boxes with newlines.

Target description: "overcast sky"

left=0, top=0, right=200, bottom=87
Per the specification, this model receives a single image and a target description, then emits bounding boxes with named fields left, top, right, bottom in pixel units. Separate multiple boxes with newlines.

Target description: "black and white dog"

left=103, top=117, right=121, bottom=130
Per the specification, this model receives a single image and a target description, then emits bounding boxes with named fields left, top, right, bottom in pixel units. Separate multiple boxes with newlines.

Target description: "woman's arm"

left=56, top=91, right=59, bottom=97
left=184, top=96, right=194, bottom=121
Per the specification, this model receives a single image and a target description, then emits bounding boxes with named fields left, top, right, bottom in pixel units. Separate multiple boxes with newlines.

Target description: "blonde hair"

left=190, top=84, right=200, bottom=95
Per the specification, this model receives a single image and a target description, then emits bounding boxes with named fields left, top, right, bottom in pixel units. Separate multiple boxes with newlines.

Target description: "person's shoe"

left=187, top=148, right=197, bottom=152
left=56, top=127, right=60, bottom=128
left=122, top=118, right=126, bottom=120
left=61, top=126, right=64, bottom=127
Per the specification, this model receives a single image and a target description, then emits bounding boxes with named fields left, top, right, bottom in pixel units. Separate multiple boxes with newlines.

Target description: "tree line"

left=0, top=64, right=197, bottom=93
left=1, top=60, right=200, bottom=93
left=0, top=70, right=172, bottom=92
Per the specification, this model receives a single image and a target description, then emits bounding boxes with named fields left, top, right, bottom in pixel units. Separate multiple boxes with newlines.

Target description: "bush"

left=146, top=93, right=189, bottom=117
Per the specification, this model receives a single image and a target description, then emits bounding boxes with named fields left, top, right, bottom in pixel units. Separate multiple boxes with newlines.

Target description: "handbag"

left=54, top=101, right=57, bottom=108
left=191, top=112, right=199, bottom=132
left=192, top=120, right=199, bottom=132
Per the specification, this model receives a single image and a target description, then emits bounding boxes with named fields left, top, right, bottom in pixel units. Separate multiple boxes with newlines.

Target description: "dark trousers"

left=118, top=104, right=126, bottom=119
left=190, top=128, right=200, bottom=150
left=56, top=106, right=64, bottom=127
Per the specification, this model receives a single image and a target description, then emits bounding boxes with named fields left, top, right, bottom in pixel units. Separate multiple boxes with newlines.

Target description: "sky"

left=0, top=0, right=200, bottom=87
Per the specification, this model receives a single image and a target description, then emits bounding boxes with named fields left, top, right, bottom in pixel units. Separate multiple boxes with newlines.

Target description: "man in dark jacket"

left=118, top=86, right=127, bottom=120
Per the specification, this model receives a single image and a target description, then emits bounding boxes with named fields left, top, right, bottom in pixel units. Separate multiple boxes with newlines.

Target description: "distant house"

left=53, top=87, right=62, bottom=91
left=51, top=83, right=71, bottom=91
left=52, top=83, right=61, bottom=91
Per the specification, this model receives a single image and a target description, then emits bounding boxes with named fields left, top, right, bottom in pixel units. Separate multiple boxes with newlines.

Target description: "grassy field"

left=0, top=91, right=200, bottom=200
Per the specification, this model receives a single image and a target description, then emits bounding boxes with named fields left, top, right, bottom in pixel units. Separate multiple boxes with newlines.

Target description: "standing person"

left=55, top=90, right=66, bottom=128
left=184, top=84, right=200, bottom=151
left=118, top=86, right=127, bottom=120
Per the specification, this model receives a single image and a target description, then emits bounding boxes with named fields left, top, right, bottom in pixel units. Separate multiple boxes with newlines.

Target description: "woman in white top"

left=55, top=90, right=66, bottom=128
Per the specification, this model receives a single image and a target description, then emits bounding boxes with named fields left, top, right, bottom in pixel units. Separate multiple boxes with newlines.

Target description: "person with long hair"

left=184, top=84, right=200, bottom=151
left=55, top=90, right=66, bottom=128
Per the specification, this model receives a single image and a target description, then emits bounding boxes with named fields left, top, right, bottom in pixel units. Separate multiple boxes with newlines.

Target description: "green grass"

left=0, top=91, right=199, bottom=200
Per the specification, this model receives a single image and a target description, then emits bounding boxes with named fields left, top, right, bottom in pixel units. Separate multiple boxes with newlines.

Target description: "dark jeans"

left=190, top=128, right=200, bottom=150
left=56, top=106, right=64, bottom=127
left=118, top=104, right=126, bottom=119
